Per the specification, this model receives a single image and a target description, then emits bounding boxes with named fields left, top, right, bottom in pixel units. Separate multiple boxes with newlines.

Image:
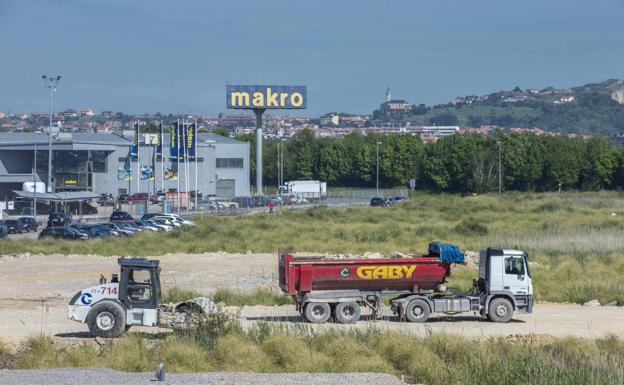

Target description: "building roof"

left=0, top=132, right=128, bottom=151
left=13, top=190, right=100, bottom=202
left=0, top=131, right=245, bottom=150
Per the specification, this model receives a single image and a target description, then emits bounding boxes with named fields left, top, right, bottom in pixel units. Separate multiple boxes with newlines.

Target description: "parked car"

left=0, top=221, right=8, bottom=238
left=150, top=217, right=180, bottom=229
left=127, top=193, right=149, bottom=203
left=97, top=193, right=115, bottom=206
left=148, top=213, right=194, bottom=226
left=134, top=220, right=160, bottom=232
left=393, top=196, right=407, bottom=202
left=69, top=224, right=108, bottom=238
left=93, top=223, right=117, bottom=237
left=17, top=217, right=38, bottom=232
left=117, top=193, right=129, bottom=204
left=39, top=227, right=89, bottom=240
left=144, top=219, right=173, bottom=232
left=47, top=213, right=72, bottom=227
left=112, top=221, right=142, bottom=232
left=110, top=211, right=134, bottom=221
left=101, top=222, right=134, bottom=236
left=189, top=190, right=203, bottom=200
left=370, top=197, right=390, bottom=207
left=5, top=219, right=28, bottom=234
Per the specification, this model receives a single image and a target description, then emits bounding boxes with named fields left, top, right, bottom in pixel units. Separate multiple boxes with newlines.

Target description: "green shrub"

left=454, top=219, right=489, bottom=236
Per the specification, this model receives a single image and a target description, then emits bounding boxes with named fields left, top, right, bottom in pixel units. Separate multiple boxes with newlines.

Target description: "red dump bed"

left=278, top=252, right=451, bottom=296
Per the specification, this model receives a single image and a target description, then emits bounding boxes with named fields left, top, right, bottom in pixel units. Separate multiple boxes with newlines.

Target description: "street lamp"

left=497, top=140, right=502, bottom=196
left=42, top=75, right=61, bottom=193
left=376, top=141, right=382, bottom=197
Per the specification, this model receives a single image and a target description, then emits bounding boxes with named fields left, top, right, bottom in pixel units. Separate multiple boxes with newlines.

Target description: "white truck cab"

left=478, top=248, right=533, bottom=318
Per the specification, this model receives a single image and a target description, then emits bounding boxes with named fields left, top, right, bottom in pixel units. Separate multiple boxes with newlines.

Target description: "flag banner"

left=178, top=122, right=186, bottom=162
left=187, top=122, right=196, bottom=161
left=130, top=123, right=139, bottom=161
left=141, top=166, right=154, bottom=180
left=169, top=122, right=179, bottom=160
left=117, top=165, right=132, bottom=181
left=156, top=122, right=163, bottom=158
left=164, top=167, right=178, bottom=180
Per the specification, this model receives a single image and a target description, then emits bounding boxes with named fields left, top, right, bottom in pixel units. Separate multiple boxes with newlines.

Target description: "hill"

left=376, top=79, right=624, bottom=136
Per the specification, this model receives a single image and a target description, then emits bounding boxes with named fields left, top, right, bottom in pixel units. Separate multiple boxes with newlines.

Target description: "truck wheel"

left=304, top=302, right=331, bottom=324
left=405, top=299, right=430, bottom=323
left=488, top=298, right=513, bottom=323
left=86, top=301, right=126, bottom=338
left=335, top=302, right=361, bottom=324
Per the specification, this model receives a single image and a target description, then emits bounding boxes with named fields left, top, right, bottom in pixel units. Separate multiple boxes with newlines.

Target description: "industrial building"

left=0, top=132, right=250, bottom=200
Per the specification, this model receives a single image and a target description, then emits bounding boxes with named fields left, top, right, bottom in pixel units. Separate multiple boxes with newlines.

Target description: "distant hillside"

left=376, top=79, right=624, bottom=136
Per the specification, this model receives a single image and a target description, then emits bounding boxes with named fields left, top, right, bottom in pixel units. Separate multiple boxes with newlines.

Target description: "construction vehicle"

left=278, top=243, right=533, bottom=324
left=67, top=258, right=217, bottom=337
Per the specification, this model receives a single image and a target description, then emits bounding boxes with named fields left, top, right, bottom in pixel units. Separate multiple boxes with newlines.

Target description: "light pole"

left=32, top=133, right=37, bottom=218
left=42, top=75, right=61, bottom=193
left=376, top=141, right=382, bottom=197
left=497, top=140, right=502, bottom=196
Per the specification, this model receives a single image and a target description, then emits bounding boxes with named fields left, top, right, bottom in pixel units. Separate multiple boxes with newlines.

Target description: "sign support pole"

left=253, top=108, right=265, bottom=196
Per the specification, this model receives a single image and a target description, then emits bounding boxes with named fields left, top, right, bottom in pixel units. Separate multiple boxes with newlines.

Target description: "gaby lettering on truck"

left=356, top=265, right=417, bottom=280
left=226, top=85, right=307, bottom=109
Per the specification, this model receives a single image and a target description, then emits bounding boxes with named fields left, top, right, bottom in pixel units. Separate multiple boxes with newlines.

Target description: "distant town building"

left=80, top=109, right=95, bottom=117
left=101, top=110, right=113, bottom=117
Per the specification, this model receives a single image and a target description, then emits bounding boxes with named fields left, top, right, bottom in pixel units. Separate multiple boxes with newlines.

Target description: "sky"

left=1, top=0, right=623, bottom=116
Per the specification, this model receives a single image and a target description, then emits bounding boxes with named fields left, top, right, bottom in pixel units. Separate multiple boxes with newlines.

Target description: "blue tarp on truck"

left=428, top=242, right=465, bottom=263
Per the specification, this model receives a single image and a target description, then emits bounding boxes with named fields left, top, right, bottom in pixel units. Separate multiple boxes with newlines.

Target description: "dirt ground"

left=0, top=252, right=623, bottom=345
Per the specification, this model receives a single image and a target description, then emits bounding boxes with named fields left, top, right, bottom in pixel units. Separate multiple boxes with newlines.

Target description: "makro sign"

left=356, top=265, right=417, bottom=280
left=226, top=85, right=307, bottom=109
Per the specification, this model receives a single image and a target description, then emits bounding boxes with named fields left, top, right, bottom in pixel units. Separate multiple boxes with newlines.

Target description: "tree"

left=427, top=113, right=459, bottom=126
left=212, top=128, right=231, bottom=137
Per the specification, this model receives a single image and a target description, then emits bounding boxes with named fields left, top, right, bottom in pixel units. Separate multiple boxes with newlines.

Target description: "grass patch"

left=8, top=321, right=624, bottom=385
left=212, top=288, right=291, bottom=306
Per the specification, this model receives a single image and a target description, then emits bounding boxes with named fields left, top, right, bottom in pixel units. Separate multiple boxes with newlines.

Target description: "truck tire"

left=405, top=299, right=430, bottom=323
left=488, top=298, right=513, bottom=323
left=303, top=302, right=331, bottom=324
left=335, top=302, right=361, bottom=324
left=86, top=301, right=126, bottom=338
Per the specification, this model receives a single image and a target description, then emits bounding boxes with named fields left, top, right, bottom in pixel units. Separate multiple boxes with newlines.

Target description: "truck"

left=278, top=243, right=533, bottom=324
left=280, top=180, right=327, bottom=201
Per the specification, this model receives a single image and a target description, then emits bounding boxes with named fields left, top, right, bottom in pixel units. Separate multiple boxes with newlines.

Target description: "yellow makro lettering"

left=252, top=92, right=264, bottom=107
left=290, top=92, right=303, bottom=107
left=356, top=265, right=417, bottom=280
left=266, top=87, right=279, bottom=107
left=231, top=92, right=250, bottom=107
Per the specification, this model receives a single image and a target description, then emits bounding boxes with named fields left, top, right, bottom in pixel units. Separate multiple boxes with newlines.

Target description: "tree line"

left=237, top=129, right=624, bottom=193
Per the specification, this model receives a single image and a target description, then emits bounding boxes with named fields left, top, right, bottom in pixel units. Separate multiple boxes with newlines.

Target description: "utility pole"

left=42, top=75, right=61, bottom=193
left=497, top=141, right=502, bottom=196
left=32, top=133, right=37, bottom=218
left=253, top=108, right=265, bottom=196
left=376, top=141, right=382, bottom=197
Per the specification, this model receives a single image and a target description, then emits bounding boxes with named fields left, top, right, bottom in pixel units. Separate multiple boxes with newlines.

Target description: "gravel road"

left=0, top=368, right=404, bottom=385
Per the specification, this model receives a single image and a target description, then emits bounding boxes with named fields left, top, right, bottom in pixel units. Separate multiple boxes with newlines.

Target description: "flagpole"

left=176, top=119, right=180, bottom=214
left=183, top=120, right=189, bottom=211
left=194, top=120, right=198, bottom=211
left=136, top=122, right=140, bottom=194
left=160, top=120, right=164, bottom=195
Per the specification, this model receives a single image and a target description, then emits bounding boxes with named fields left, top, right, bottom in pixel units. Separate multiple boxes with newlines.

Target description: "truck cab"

left=68, top=258, right=161, bottom=337
left=478, top=248, right=533, bottom=317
